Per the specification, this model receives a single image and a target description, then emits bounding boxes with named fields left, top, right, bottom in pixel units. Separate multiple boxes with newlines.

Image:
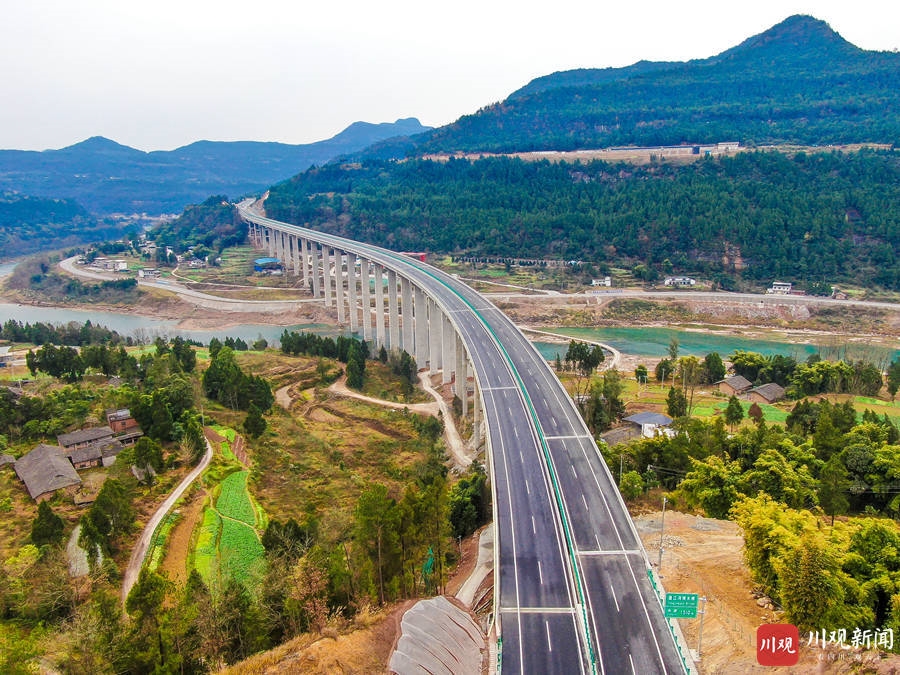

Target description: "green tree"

left=704, top=352, right=726, bottom=383
left=133, top=436, right=164, bottom=474
left=635, top=364, right=649, bottom=384
left=346, top=341, right=366, bottom=389
left=667, top=337, right=679, bottom=361
left=619, top=471, right=644, bottom=501
left=31, top=501, right=65, bottom=547
left=888, top=358, right=900, bottom=401
left=354, top=484, right=400, bottom=604
left=818, top=455, right=850, bottom=525
left=724, top=395, right=744, bottom=431
left=243, top=403, right=267, bottom=438
left=666, top=386, right=687, bottom=418
left=775, top=532, right=846, bottom=632
left=740, top=448, right=818, bottom=509
left=655, top=357, right=675, bottom=383
left=677, top=455, right=745, bottom=519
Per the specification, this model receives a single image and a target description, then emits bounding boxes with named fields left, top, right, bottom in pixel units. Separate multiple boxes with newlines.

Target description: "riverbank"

left=4, top=256, right=899, bottom=360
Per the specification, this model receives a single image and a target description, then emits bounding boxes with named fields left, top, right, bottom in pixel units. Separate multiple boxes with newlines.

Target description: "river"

left=3, top=261, right=897, bottom=359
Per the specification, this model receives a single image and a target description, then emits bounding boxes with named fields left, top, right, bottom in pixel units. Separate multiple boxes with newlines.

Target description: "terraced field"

left=193, top=468, right=266, bottom=586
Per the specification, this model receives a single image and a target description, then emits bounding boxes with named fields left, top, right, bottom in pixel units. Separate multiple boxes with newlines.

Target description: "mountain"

left=0, top=118, right=430, bottom=216
left=418, top=15, right=900, bottom=153
left=265, top=16, right=900, bottom=292
left=0, top=193, right=121, bottom=259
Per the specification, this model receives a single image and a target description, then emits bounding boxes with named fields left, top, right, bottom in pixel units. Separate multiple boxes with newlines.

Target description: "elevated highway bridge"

left=238, top=202, right=689, bottom=674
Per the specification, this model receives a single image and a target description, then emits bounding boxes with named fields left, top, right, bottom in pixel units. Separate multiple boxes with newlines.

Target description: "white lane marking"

left=610, top=584, right=620, bottom=613
left=582, top=493, right=589, bottom=510
left=546, top=620, right=553, bottom=652
left=514, top=426, right=519, bottom=439
left=595, top=533, right=601, bottom=550
left=629, top=653, right=635, bottom=674
left=538, top=560, right=544, bottom=585
left=532, top=515, right=537, bottom=534
left=525, top=479, right=531, bottom=495
left=571, top=464, right=578, bottom=479
left=543, top=434, right=593, bottom=440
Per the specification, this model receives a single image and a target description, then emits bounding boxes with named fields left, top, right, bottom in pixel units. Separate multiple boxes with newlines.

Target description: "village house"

left=623, top=412, right=674, bottom=438
left=66, top=438, right=125, bottom=469
left=746, top=383, right=786, bottom=405
left=767, top=281, right=793, bottom=295
left=57, top=426, right=115, bottom=453
left=14, top=444, right=82, bottom=502
left=106, top=408, right=143, bottom=444
left=663, top=276, right=696, bottom=287
left=715, top=375, right=753, bottom=397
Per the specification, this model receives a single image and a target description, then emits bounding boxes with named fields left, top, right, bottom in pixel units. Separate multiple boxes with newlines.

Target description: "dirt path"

left=324, top=373, right=474, bottom=470
left=275, top=383, right=293, bottom=410
left=158, top=489, right=207, bottom=587
left=121, top=435, right=214, bottom=604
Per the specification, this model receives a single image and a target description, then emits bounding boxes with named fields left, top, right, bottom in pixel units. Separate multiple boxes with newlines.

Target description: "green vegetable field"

left=193, top=469, right=265, bottom=586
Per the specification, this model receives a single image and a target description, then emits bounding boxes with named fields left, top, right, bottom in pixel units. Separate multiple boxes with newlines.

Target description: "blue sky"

left=2, top=0, right=897, bottom=151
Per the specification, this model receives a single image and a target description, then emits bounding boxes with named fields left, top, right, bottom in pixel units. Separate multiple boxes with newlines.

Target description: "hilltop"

left=416, top=15, right=900, bottom=153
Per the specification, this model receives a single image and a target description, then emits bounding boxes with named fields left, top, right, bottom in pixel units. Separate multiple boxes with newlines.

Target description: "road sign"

left=665, top=592, right=699, bottom=618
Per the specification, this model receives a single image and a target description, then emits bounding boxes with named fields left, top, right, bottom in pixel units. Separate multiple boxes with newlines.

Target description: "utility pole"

left=657, top=495, right=667, bottom=573
left=697, top=596, right=708, bottom=658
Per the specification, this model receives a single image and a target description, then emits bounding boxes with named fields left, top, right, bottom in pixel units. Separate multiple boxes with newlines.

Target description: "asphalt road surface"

left=237, top=205, right=686, bottom=674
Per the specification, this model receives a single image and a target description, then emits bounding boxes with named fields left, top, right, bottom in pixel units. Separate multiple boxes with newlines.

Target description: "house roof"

left=749, top=383, right=785, bottom=403
left=624, top=412, right=673, bottom=427
left=66, top=438, right=124, bottom=465
left=717, top=375, right=753, bottom=391
left=0, top=454, right=15, bottom=467
left=57, top=426, right=114, bottom=448
left=14, top=444, right=81, bottom=500
left=106, top=408, right=132, bottom=422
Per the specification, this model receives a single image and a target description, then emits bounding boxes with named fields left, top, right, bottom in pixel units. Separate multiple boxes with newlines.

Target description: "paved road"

left=238, top=205, right=686, bottom=674
left=121, top=436, right=214, bottom=604
left=58, top=256, right=319, bottom=313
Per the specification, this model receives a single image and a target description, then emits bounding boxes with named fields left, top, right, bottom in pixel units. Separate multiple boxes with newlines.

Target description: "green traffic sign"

left=665, top=592, right=699, bottom=618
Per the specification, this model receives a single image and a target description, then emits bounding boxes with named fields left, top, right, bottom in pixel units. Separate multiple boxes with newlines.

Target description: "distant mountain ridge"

left=0, top=118, right=430, bottom=216
left=418, top=15, right=900, bottom=153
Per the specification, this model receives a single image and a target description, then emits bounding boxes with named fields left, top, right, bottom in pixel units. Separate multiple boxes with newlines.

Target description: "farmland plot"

left=193, top=469, right=265, bottom=586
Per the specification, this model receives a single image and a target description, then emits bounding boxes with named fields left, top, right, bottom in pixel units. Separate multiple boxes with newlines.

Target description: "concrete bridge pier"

left=374, top=265, right=386, bottom=350
left=414, top=286, right=429, bottom=369
left=360, top=257, right=373, bottom=344
left=311, top=242, right=322, bottom=298
left=347, top=253, right=359, bottom=334
left=334, top=249, right=346, bottom=325
left=387, top=270, right=400, bottom=351
left=428, top=298, right=443, bottom=375
left=401, top=277, right=413, bottom=355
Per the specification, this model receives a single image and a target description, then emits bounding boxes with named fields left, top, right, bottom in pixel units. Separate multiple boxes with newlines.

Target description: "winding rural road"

left=121, top=436, right=213, bottom=604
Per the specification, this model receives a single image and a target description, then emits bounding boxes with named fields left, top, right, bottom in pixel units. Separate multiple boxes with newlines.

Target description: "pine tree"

left=724, top=395, right=745, bottom=431
left=31, top=501, right=65, bottom=547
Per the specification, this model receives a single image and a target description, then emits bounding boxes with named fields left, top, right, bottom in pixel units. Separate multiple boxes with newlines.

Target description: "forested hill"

left=265, top=149, right=900, bottom=291
left=0, top=118, right=430, bottom=216
left=0, top=194, right=119, bottom=258
left=417, top=15, right=900, bottom=153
